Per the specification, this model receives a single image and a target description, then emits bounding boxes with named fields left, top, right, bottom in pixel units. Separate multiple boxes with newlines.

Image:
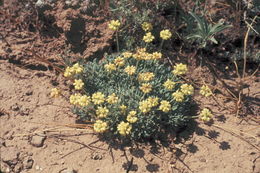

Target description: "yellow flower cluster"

left=117, top=122, right=132, bottom=136
left=200, top=108, right=213, bottom=122
left=73, top=79, right=84, bottom=90
left=172, top=63, right=188, bottom=76
left=127, top=111, right=138, bottom=123
left=108, top=20, right=120, bottom=30
left=142, top=22, right=153, bottom=32
left=120, top=105, right=127, bottom=113
left=160, top=29, right=172, bottom=40
left=50, top=88, right=61, bottom=98
left=124, top=65, right=136, bottom=75
left=172, top=90, right=184, bottom=102
left=92, top=92, right=105, bottom=105
left=78, top=95, right=91, bottom=107
left=140, top=83, right=152, bottom=93
left=70, top=93, right=90, bottom=106
left=163, top=79, right=175, bottom=90
left=200, top=85, right=212, bottom=97
left=152, top=52, right=162, bottom=60
left=64, top=63, right=83, bottom=77
left=138, top=72, right=155, bottom=82
left=159, top=100, right=171, bottom=112
left=139, top=97, right=159, bottom=113
left=147, top=97, right=159, bottom=107
left=181, top=84, right=194, bottom=95
left=143, top=32, right=155, bottom=43
left=94, top=120, right=108, bottom=133
left=132, top=48, right=161, bottom=61
left=96, top=106, right=109, bottom=118
left=107, top=93, right=118, bottom=104
left=122, top=51, right=133, bottom=58
left=104, top=63, right=116, bottom=72
left=114, top=57, right=125, bottom=67
left=133, top=48, right=148, bottom=60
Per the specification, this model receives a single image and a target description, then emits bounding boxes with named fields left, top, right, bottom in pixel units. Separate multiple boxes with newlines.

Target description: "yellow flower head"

left=143, top=32, right=155, bottom=43
left=133, top=48, right=147, bottom=60
left=114, top=57, right=125, bottom=67
left=159, top=100, right=171, bottom=112
left=142, top=22, right=153, bottom=32
left=160, top=29, right=172, bottom=40
left=124, top=66, right=136, bottom=75
left=64, top=67, right=74, bottom=77
left=127, top=111, right=138, bottom=123
left=147, top=97, right=159, bottom=107
left=92, top=92, right=105, bottom=105
left=70, top=93, right=82, bottom=105
left=71, top=63, right=83, bottom=74
left=64, top=63, right=83, bottom=77
left=163, top=79, right=175, bottom=90
left=120, top=105, right=127, bottom=113
left=108, top=20, right=121, bottom=30
left=138, top=72, right=155, bottom=82
left=172, top=90, right=185, bottom=102
left=96, top=106, right=109, bottom=118
left=122, top=51, right=133, bottom=58
left=117, top=122, right=132, bottom=136
left=94, top=120, right=108, bottom=133
left=139, top=100, right=152, bottom=113
left=200, top=108, right=213, bottom=122
left=73, top=79, right=84, bottom=90
left=50, top=88, right=61, bottom=98
left=104, top=63, right=116, bottom=72
left=200, top=85, right=212, bottom=97
left=107, top=93, right=118, bottom=104
left=140, top=83, right=152, bottom=93
left=152, top=52, right=162, bottom=60
left=78, top=95, right=91, bottom=107
left=172, top=63, right=188, bottom=76
left=181, top=84, right=194, bottom=95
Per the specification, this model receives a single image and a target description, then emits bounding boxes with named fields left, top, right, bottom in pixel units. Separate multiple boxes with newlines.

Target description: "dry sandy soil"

left=0, top=60, right=259, bottom=173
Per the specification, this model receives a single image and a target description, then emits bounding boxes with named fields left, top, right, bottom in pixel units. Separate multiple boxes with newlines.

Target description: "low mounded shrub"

left=65, top=48, right=194, bottom=141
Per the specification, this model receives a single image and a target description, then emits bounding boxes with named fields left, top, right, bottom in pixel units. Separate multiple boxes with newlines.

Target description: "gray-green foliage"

left=75, top=52, right=192, bottom=141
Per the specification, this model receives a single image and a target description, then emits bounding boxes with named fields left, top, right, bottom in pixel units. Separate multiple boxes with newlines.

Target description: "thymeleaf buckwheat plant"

left=64, top=47, right=193, bottom=142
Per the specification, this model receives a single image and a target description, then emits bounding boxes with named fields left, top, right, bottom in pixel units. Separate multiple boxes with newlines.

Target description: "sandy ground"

left=0, top=59, right=259, bottom=173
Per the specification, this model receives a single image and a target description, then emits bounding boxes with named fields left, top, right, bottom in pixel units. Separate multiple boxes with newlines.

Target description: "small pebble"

left=30, top=135, right=46, bottom=147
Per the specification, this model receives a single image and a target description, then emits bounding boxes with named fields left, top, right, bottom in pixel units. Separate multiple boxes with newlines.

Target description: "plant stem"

left=116, top=31, right=119, bottom=52
left=159, top=40, right=164, bottom=51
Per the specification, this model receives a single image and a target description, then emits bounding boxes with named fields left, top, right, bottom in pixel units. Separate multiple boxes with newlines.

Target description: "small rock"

left=35, top=0, right=45, bottom=8
left=23, top=158, right=34, bottom=169
left=25, top=90, right=33, bottom=96
left=11, top=104, right=20, bottom=111
left=30, top=135, right=46, bottom=147
left=14, top=162, right=23, bottom=173
left=35, top=165, right=43, bottom=171
left=0, top=138, right=6, bottom=147
left=1, top=147, right=20, bottom=165
left=91, top=153, right=103, bottom=160
left=20, top=107, right=30, bottom=116
left=199, top=158, right=207, bottom=162
left=60, top=168, right=77, bottom=173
